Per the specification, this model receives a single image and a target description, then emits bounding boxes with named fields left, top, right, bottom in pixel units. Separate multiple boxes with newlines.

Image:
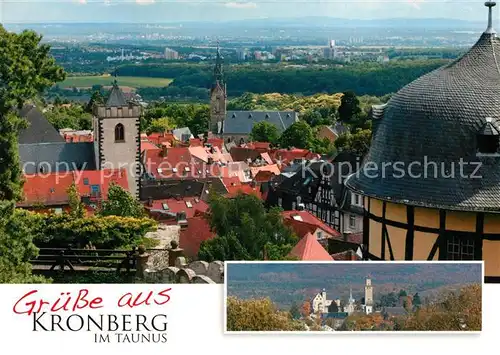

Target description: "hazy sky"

left=1, top=0, right=498, bottom=23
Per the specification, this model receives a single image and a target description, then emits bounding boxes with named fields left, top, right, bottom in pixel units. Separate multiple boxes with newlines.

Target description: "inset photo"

left=224, top=261, right=483, bottom=333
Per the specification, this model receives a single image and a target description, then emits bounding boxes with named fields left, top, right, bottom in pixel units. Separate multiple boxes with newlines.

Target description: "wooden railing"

left=30, top=247, right=166, bottom=273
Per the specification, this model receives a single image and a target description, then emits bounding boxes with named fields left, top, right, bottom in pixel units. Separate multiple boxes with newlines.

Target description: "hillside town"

left=1, top=2, right=500, bottom=284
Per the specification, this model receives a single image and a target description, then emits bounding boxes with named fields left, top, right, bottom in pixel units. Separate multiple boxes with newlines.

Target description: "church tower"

left=93, top=81, right=141, bottom=198
left=209, top=42, right=227, bottom=135
left=364, top=278, right=373, bottom=314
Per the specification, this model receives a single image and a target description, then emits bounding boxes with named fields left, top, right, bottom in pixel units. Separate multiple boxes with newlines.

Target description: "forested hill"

left=118, top=60, right=447, bottom=98
left=226, top=263, right=482, bottom=307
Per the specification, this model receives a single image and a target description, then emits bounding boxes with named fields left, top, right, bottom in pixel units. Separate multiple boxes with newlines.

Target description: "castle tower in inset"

left=365, top=278, right=373, bottom=314
left=93, top=81, right=141, bottom=198
left=209, top=42, right=227, bottom=135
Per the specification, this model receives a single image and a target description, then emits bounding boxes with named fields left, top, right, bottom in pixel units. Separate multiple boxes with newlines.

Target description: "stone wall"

left=140, top=256, right=224, bottom=284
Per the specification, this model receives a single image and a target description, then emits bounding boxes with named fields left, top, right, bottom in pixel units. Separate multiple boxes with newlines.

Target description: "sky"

left=0, top=0, right=498, bottom=24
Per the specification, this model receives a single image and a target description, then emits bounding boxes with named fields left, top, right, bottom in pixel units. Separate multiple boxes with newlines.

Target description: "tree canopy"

left=227, top=296, right=304, bottom=331
left=198, top=193, right=297, bottom=261
left=0, top=26, right=65, bottom=201
left=249, top=121, right=280, bottom=145
left=280, top=120, right=314, bottom=149
left=0, top=202, right=47, bottom=283
left=100, top=183, right=146, bottom=218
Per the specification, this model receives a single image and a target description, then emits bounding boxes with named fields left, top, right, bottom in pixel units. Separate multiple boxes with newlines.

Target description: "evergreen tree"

left=289, top=302, right=301, bottom=319
left=338, top=91, right=361, bottom=123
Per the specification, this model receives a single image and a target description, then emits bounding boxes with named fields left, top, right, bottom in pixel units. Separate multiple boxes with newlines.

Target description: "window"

left=114, top=123, right=125, bottom=142
left=317, top=231, right=323, bottom=240
left=278, top=197, right=282, bottom=207
left=54, top=208, right=63, bottom=215
left=83, top=178, right=89, bottom=185
left=351, top=193, right=362, bottom=207
left=186, top=201, right=193, bottom=208
left=446, top=235, right=475, bottom=260
left=90, top=185, right=100, bottom=197
left=162, top=203, right=169, bottom=210
left=349, top=215, right=356, bottom=228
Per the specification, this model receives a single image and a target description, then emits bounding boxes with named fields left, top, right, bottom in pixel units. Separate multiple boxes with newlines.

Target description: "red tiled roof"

left=222, top=177, right=242, bottom=188
left=21, top=173, right=74, bottom=206
left=148, top=132, right=175, bottom=146
left=250, top=164, right=281, bottom=178
left=250, top=142, right=272, bottom=150
left=145, top=197, right=209, bottom=219
left=179, top=216, right=216, bottom=259
left=260, top=152, right=273, bottom=165
left=331, top=250, right=362, bottom=261
left=74, top=169, right=129, bottom=199
left=226, top=184, right=262, bottom=199
left=140, top=139, right=159, bottom=152
left=207, top=138, right=223, bottom=150
left=282, top=210, right=341, bottom=238
left=253, top=170, right=276, bottom=183
left=189, top=138, right=203, bottom=147
left=288, top=233, right=334, bottom=261
left=270, top=149, right=321, bottom=165
left=345, top=232, right=363, bottom=245
left=143, top=147, right=206, bottom=179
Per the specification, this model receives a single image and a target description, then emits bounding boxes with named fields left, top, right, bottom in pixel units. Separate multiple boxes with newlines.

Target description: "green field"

left=60, top=75, right=173, bottom=89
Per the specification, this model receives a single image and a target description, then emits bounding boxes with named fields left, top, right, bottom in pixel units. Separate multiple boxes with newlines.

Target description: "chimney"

left=177, top=211, right=188, bottom=230
left=147, top=197, right=153, bottom=207
left=161, top=144, right=168, bottom=157
left=207, top=157, right=214, bottom=165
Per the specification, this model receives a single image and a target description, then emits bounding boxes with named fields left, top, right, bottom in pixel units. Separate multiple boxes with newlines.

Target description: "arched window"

left=115, top=123, right=125, bottom=142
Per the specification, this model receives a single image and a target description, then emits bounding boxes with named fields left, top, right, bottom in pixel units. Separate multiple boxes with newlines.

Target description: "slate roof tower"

left=93, top=80, right=142, bottom=198
left=345, top=3, right=500, bottom=283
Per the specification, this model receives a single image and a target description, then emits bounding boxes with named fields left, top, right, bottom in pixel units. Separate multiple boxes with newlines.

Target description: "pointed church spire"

left=213, top=40, right=224, bottom=84
left=485, top=1, right=497, bottom=34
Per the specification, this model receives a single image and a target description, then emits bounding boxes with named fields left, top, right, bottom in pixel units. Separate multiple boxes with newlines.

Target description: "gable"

left=18, top=105, right=65, bottom=144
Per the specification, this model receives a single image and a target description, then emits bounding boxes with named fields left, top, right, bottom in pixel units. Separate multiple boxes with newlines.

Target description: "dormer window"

left=232, top=113, right=236, bottom=118
left=248, top=114, right=253, bottom=119
left=265, top=114, right=270, bottom=119
left=477, top=117, right=500, bottom=155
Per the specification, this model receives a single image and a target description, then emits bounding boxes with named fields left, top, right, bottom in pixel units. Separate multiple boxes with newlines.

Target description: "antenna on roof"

left=485, top=1, right=497, bottom=34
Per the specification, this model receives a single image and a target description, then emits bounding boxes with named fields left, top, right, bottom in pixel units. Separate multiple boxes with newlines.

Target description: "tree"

left=289, top=302, right=301, bottom=319
left=198, top=193, right=297, bottom=261
left=300, top=300, right=311, bottom=318
left=328, top=302, right=339, bottom=313
left=334, top=129, right=372, bottom=157
left=338, top=91, right=361, bottom=123
left=404, top=284, right=481, bottom=331
left=280, top=120, right=314, bottom=149
left=249, top=121, right=280, bottom=145
left=226, top=297, right=304, bottom=331
left=0, top=26, right=65, bottom=200
left=85, top=90, right=104, bottom=113
left=399, top=289, right=407, bottom=297
left=403, top=296, right=413, bottom=311
left=0, top=201, right=47, bottom=283
left=100, top=184, right=145, bottom=218
left=147, top=117, right=176, bottom=134
left=413, top=293, right=422, bottom=307
left=67, top=183, right=85, bottom=219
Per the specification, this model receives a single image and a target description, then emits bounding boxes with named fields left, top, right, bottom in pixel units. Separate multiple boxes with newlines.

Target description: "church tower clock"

left=209, top=42, right=227, bottom=135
